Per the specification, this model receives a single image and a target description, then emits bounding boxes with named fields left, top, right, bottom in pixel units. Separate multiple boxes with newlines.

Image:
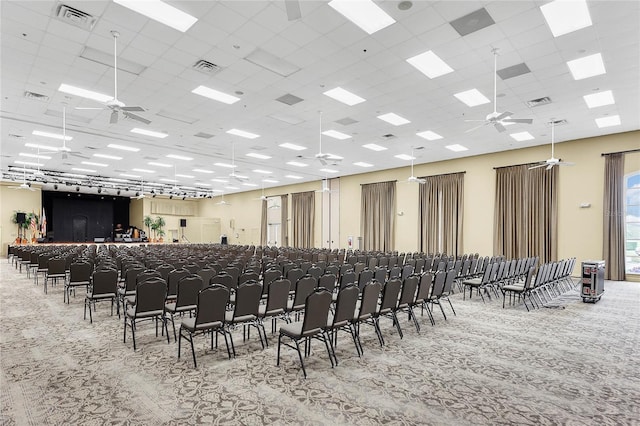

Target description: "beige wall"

left=0, top=183, right=43, bottom=253
left=3, top=131, right=639, bottom=271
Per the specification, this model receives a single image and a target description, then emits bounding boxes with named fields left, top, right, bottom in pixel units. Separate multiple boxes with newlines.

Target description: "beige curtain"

left=361, top=181, right=396, bottom=251
left=494, top=165, right=557, bottom=263
left=280, top=194, right=289, bottom=247
left=603, top=153, right=625, bottom=280
left=291, top=191, right=315, bottom=248
left=419, top=172, right=464, bottom=255
left=260, top=199, right=267, bottom=246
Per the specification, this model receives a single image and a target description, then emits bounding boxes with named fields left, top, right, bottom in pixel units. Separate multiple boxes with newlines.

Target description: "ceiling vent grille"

left=54, top=3, right=96, bottom=30
left=24, top=91, right=49, bottom=102
left=8, top=134, right=25, bottom=139
left=194, top=132, right=214, bottom=139
left=335, top=117, right=358, bottom=126
left=276, top=93, right=304, bottom=106
left=381, top=133, right=396, bottom=139
left=526, top=96, right=552, bottom=108
left=549, top=119, right=568, bottom=126
left=193, top=60, right=222, bottom=75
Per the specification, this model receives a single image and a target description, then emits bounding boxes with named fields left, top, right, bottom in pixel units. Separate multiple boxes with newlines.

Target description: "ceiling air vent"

left=193, top=60, right=221, bottom=75
left=526, top=96, right=552, bottom=108
left=8, top=134, right=25, bottom=139
left=194, top=132, right=214, bottom=139
left=276, top=93, right=304, bottom=106
left=335, top=117, right=358, bottom=126
left=549, top=119, right=568, bottom=126
left=55, top=3, right=96, bottom=30
left=24, top=91, right=49, bottom=102
left=382, top=134, right=396, bottom=139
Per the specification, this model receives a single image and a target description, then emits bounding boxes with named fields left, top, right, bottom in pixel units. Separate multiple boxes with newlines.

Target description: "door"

left=72, top=215, right=88, bottom=242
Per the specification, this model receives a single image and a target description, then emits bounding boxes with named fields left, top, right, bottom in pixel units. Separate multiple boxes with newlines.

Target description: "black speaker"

left=180, top=219, right=187, bottom=227
left=16, top=212, right=26, bottom=224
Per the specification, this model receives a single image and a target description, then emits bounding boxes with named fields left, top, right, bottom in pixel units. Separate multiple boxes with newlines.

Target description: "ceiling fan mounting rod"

left=551, top=120, right=555, bottom=159
left=492, top=47, right=499, bottom=114
left=111, top=30, right=120, bottom=102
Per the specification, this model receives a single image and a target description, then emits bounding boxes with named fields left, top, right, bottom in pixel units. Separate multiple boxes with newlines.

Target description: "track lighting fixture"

left=76, top=186, right=80, bottom=192
left=54, top=184, right=58, bottom=190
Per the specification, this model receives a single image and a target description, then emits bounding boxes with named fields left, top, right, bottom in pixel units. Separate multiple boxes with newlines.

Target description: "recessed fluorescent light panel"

left=353, top=162, right=373, bottom=167
left=94, top=153, right=122, bottom=160
left=246, top=152, right=271, bottom=160
left=322, top=130, right=351, bottom=140
left=583, top=90, right=615, bottom=108
left=108, top=144, right=140, bottom=152
left=286, top=161, right=308, bottom=167
left=252, top=169, right=272, bottom=174
left=285, top=175, right=303, bottom=179
left=166, top=154, right=193, bottom=161
left=19, top=153, right=51, bottom=160
left=120, top=173, right=141, bottom=178
left=131, top=128, right=168, bottom=138
left=323, top=87, right=366, bottom=106
left=394, top=154, right=415, bottom=161
left=509, top=132, right=534, bottom=141
left=32, top=130, right=72, bottom=141
left=406, top=50, right=454, bottom=79
left=211, top=178, right=229, bottom=183
left=58, top=83, right=112, bottom=103
left=81, top=161, right=108, bottom=167
left=225, top=186, right=239, bottom=190
left=132, top=168, right=155, bottom=173
left=14, top=160, right=42, bottom=167
left=113, top=0, right=197, bottom=32
left=72, top=167, right=96, bottom=173
left=320, top=168, right=338, bottom=173
left=328, top=0, right=395, bottom=35
left=279, top=143, right=306, bottom=151
left=595, top=115, right=621, bottom=128
left=362, top=143, right=387, bottom=152
left=377, top=113, right=411, bottom=126
left=193, top=168, right=214, bottom=174
left=540, top=0, right=592, bottom=37
left=192, top=85, right=240, bottom=104
left=25, top=143, right=59, bottom=151
left=148, top=162, right=172, bottom=168
left=175, top=174, right=195, bottom=179
left=445, top=144, right=468, bottom=152
left=227, top=128, right=260, bottom=139
left=214, top=163, right=236, bottom=169
left=242, top=183, right=258, bottom=187
left=567, top=53, right=606, bottom=80
left=454, top=89, right=491, bottom=107
left=159, top=178, right=177, bottom=183
left=263, top=179, right=279, bottom=183
left=416, top=130, right=443, bottom=140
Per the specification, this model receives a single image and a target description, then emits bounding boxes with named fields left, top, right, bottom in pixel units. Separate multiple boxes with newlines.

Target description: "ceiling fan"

left=529, top=121, right=575, bottom=170
left=8, top=169, right=38, bottom=191
left=298, top=112, right=343, bottom=166
left=315, top=178, right=337, bottom=193
left=229, top=142, right=249, bottom=182
left=404, top=149, right=426, bottom=184
left=465, top=48, right=533, bottom=133
left=216, top=193, right=231, bottom=206
left=39, top=107, right=87, bottom=160
left=76, top=31, right=150, bottom=125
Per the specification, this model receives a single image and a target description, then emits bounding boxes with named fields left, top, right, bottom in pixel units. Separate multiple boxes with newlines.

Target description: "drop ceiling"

left=1, top=0, right=638, bottom=196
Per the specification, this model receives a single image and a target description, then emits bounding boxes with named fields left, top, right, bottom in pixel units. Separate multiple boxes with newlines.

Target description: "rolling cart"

left=581, top=260, right=605, bottom=303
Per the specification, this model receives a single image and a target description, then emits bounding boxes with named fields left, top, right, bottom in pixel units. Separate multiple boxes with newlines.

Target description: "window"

left=625, top=172, right=640, bottom=274
left=266, top=197, right=281, bottom=246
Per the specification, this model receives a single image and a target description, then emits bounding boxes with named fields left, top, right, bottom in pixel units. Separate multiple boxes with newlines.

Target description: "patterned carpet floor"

left=1, top=261, right=639, bottom=425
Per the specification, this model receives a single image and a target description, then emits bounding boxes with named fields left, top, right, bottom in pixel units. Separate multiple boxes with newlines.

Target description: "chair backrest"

left=300, top=289, right=333, bottom=336
left=211, top=272, right=236, bottom=291
left=307, top=266, right=323, bottom=280
left=523, top=266, right=536, bottom=290
left=175, top=275, right=203, bottom=308
left=184, top=263, right=200, bottom=274
left=91, top=269, right=118, bottom=296
left=357, top=269, right=374, bottom=291
left=431, top=271, right=446, bottom=298
left=263, top=269, right=282, bottom=287
left=389, top=266, right=401, bottom=279
left=196, top=267, right=217, bottom=288
left=398, top=275, right=419, bottom=306
left=38, top=253, right=52, bottom=269
left=137, top=269, right=162, bottom=284
left=124, top=266, right=145, bottom=291
left=443, top=269, right=457, bottom=295
left=232, top=281, right=262, bottom=318
left=414, top=258, right=425, bottom=275
left=416, top=272, right=434, bottom=303
left=340, top=270, right=356, bottom=290
left=134, top=278, right=167, bottom=314
left=239, top=271, right=259, bottom=285
left=318, top=273, right=336, bottom=293
left=331, top=284, right=359, bottom=327
left=353, top=262, right=366, bottom=275
left=166, top=267, right=190, bottom=295
left=357, top=281, right=383, bottom=319
left=325, top=265, right=339, bottom=278
left=374, top=267, right=387, bottom=285
left=264, top=278, right=291, bottom=314
left=69, top=262, right=92, bottom=283
left=194, top=285, right=229, bottom=326
left=48, top=257, right=66, bottom=275
left=293, top=276, right=317, bottom=307
left=401, top=264, right=414, bottom=280
left=156, top=264, right=175, bottom=281
left=379, top=278, right=402, bottom=312
left=286, top=268, right=304, bottom=285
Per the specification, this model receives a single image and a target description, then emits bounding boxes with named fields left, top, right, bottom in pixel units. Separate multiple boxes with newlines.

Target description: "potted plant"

left=152, top=216, right=165, bottom=243
left=157, top=229, right=166, bottom=243
left=143, top=215, right=153, bottom=241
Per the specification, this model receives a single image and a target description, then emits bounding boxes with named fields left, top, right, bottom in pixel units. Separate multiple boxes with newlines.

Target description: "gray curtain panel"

left=260, top=199, right=267, bottom=246
left=603, top=153, right=626, bottom=280
left=419, top=172, right=464, bottom=255
left=494, top=165, right=557, bottom=264
left=361, top=181, right=396, bottom=252
left=291, top=191, right=315, bottom=248
left=280, top=194, right=289, bottom=248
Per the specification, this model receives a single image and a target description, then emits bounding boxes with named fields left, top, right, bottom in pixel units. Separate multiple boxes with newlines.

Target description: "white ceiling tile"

left=399, top=5, right=447, bottom=36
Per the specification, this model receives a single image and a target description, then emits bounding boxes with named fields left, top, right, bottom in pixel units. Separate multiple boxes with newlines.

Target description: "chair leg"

left=170, top=315, right=177, bottom=342
left=349, top=324, right=362, bottom=357
left=178, top=326, right=183, bottom=358
left=294, top=339, right=307, bottom=379
left=447, top=297, right=456, bottom=316
left=131, top=319, right=137, bottom=351
left=222, top=330, right=233, bottom=360
left=277, top=333, right=282, bottom=366
left=88, top=300, right=93, bottom=323
left=392, top=312, right=403, bottom=339
left=323, top=332, right=336, bottom=367
left=373, top=318, right=384, bottom=346
left=189, top=333, right=197, bottom=368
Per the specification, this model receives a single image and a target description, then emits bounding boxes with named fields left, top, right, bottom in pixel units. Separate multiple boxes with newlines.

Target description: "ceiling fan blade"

left=528, top=163, right=546, bottom=170
left=110, top=110, right=119, bottom=124
left=121, top=106, right=145, bottom=112
left=417, top=178, right=426, bottom=184
left=123, top=112, right=151, bottom=125
left=495, top=111, right=513, bottom=121
left=284, top=0, right=302, bottom=20
left=319, top=158, right=327, bottom=166
left=502, top=118, right=533, bottom=124
left=75, top=107, right=103, bottom=110
left=465, top=122, right=489, bottom=133
left=546, top=164, right=554, bottom=170
left=494, top=122, right=506, bottom=132
left=558, top=161, right=575, bottom=166
left=464, top=119, right=487, bottom=122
